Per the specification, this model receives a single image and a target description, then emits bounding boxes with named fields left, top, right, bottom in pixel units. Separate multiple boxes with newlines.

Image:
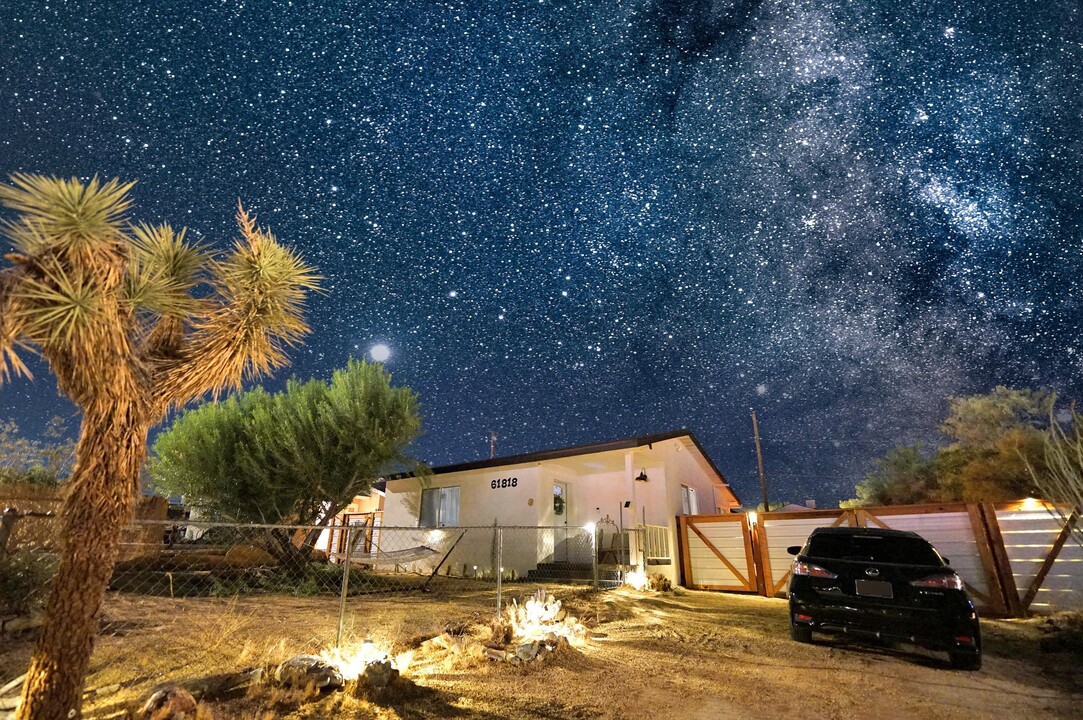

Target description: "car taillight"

left=910, top=573, right=964, bottom=590
left=791, top=559, right=837, bottom=579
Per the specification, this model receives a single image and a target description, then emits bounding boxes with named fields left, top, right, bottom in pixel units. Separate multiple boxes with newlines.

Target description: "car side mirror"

left=787, top=545, right=802, bottom=556
left=941, top=556, right=950, bottom=566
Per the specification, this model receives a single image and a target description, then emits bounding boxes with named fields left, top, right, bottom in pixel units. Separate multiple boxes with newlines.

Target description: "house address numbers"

left=490, top=477, right=518, bottom=489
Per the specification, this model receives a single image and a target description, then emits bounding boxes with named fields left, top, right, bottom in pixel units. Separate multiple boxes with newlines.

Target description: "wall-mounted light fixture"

left=634, top=468, right=649, bottom=482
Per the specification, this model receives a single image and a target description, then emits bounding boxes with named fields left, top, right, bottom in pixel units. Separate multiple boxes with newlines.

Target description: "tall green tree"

left=843, top=444, right=942, bottom=507
left=940, top=387, right=1053, bottom=502
left=151, top=358, right=427, bottom=559
left=0, top=175, right=317, bottom=720
left=846, top=387, right=1056, bottom=506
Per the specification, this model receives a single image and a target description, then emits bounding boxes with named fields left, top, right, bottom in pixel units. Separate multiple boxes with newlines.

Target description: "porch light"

left=748, top=511, right=758, bottom=525
left=634, top=469, right=648, bottom=482
left=584, top=522, right=596, bottom=535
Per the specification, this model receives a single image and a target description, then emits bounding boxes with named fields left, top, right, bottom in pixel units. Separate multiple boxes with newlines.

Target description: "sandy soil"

left=2, top=587, right=1080, bottom=719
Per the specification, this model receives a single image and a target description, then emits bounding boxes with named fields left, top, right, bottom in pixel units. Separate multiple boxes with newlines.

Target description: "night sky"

left=2, top=0, right=1081, bottom=506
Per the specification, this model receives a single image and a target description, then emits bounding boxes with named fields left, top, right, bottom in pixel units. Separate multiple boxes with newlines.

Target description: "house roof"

left=391, top=429, right=737, bottom=501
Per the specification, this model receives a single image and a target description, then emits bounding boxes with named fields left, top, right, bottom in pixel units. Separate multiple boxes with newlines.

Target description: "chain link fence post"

left=591, top=525, right=599, bottom=589
left=336, top=524, right=352, bottom=648
left=495, top=526, right=503, bottom=615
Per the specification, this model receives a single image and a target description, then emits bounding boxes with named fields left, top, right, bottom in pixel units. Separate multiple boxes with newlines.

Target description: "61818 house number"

left=490, top=477, right=518, bottom=489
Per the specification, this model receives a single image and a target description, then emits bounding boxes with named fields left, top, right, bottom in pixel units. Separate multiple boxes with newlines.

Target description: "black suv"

left=787, top=526, right=981, bottom=670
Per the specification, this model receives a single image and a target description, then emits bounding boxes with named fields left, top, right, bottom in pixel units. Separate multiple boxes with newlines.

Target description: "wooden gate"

left=990, top=502, right=1081, bottom=615
left=678, top=515, right=756, bottom=592
left=754, top=509, right=856, bottom=599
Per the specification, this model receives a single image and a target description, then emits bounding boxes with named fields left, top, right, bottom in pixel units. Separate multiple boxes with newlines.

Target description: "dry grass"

left=2, top=587, right=1081, bottom=719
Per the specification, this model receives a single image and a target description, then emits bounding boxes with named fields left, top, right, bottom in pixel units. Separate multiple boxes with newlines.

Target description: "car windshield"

left=807, top=534, right=942, bottom=565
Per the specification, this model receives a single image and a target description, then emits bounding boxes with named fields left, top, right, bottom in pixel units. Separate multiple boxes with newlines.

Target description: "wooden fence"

left=1, top=485, right=168, bottom=561
left=678, top=500, right=1081, bottom=617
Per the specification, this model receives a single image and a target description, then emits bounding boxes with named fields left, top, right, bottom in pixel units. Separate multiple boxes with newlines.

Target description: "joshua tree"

left=0, top=175, right=318, bottom=720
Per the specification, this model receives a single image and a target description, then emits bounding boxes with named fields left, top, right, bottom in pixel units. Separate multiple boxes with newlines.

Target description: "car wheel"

left=949, top=651, right=981, bottom=671
left=790, top=622, right=813, bottom=643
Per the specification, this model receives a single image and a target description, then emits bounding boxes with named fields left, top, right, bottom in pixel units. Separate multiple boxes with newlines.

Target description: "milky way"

left=2, top=0, right=1081, bottom=505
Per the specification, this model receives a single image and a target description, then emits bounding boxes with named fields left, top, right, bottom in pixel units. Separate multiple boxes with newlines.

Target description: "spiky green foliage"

left=0, top=174, right=133, bottom=256
left=125, top=223, right=203, bottom=319
left=0, top=177, right=318, bottom=407
left=150, top=359, right=427, bottom=559
left=153, top=202, right=320, bottom=406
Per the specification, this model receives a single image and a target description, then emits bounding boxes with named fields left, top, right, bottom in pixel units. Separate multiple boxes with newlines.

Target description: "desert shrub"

left=1036, top=610, right=1083, bottom=655
left=0, top=551, right=58, bottom=616
left=647, top=573, right=673, bottom=592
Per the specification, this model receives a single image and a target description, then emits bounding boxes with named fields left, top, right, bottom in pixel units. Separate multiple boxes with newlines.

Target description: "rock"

left=140, top=686, right=198, bottom=720
left=0, top=614, right=44, bottom=634
left=272, top=655, right=343, bottom=690
left=515, top=641, right=539, bottom=662
left=223, top=544, right=276, bottom=567
left=483, top=647, right=508, bottom=662
left=362, top=660, right=397, bottom=690
left=349, top=661, right=400, bottom=700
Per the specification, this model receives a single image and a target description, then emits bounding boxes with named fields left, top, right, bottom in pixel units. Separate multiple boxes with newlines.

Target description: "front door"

left=553, top=481, right=569, bottom=562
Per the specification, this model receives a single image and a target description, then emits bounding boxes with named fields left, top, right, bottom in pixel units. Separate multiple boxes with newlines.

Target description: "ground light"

left=320, top=639, right=413, bottom=680
left=625, top=569, right=649, bottom=591
left=1019, top=497, right=1045, bottom=511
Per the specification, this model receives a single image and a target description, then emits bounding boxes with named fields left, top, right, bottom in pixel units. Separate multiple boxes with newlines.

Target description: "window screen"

left=680, top=486, right=698, bottom=515
left=419, top=486, right=460, bottom=528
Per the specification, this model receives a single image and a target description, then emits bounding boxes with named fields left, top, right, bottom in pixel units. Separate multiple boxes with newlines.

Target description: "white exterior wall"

left=379, top=435, right=737, bottom=583
left=383, top=465, right=542, bottom=528
left=382, top=465, right=542, bottom=577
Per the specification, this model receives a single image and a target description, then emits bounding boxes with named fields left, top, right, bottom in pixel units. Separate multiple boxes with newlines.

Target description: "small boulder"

left=140, top=686, right=198, bottom=720
left=483, top=647, right=508, bottom=662
left=361, top=660, right=397, bottom=690
left=272, top=655, right=343, bottom=690
left=515, top=641, right=539, bottom=662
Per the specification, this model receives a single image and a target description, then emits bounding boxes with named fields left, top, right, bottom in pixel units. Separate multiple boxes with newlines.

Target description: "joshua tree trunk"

left=16, top=408, right=148, bottom=720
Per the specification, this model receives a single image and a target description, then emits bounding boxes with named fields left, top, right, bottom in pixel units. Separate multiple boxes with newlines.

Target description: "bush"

left=0, top=551, right=58, bottom=616
left=647, top=573, right=673, bottom=592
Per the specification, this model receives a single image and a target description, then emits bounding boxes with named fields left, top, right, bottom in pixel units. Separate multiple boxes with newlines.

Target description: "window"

left=419, top=486, right=460, bottom=528
left=807, top=534, right=942, bottom=566
left=680, top=485, right=698, bottom=515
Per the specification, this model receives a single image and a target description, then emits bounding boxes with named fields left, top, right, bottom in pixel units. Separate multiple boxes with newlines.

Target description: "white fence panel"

left=686, top=520, right=749, bottom=589
left=762, top=515, right=847, bottom=595
left=996, top=509, right=1083, bottom=613
left=872, top=511, right=993, bottom=606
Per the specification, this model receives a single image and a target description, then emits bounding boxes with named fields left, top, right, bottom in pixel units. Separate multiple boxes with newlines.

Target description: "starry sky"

left=1, top=0, right=1081, bottom=506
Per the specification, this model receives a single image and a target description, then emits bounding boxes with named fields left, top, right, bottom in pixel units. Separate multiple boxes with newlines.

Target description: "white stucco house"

left=376, top=429, right=741, bottom=587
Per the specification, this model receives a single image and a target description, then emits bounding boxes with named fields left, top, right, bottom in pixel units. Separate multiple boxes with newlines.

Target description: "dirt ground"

left=2, top=587, right=1081, bottom=719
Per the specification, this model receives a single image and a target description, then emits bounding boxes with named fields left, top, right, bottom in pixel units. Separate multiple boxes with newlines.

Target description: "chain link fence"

left=2, top=511, right=629, bottom=648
